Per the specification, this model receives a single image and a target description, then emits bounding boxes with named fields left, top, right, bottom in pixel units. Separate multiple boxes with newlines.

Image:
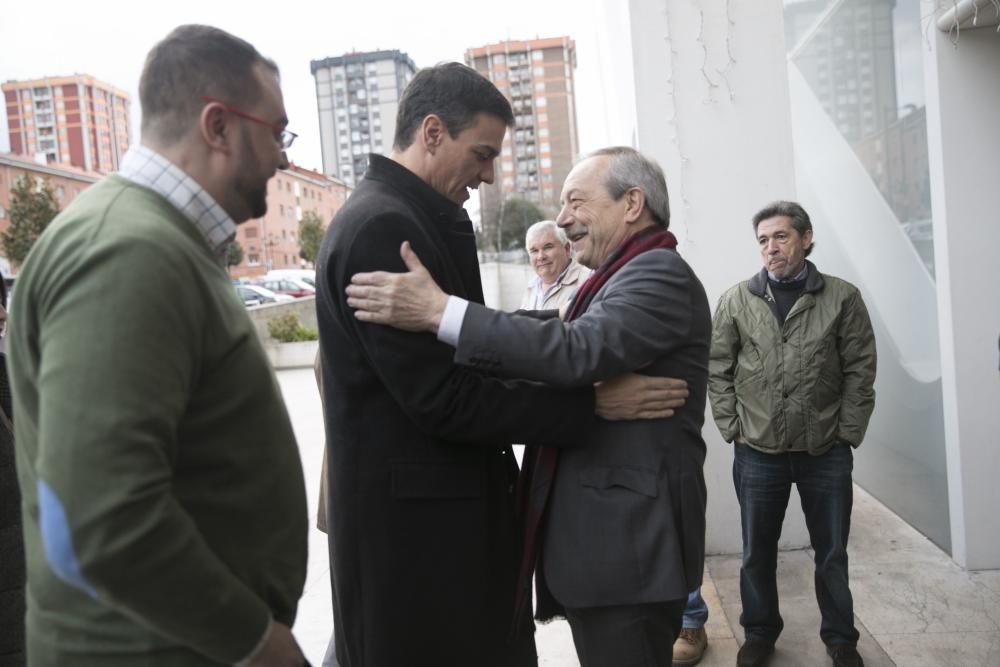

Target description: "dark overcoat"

left=314, top=155, right=595, bottom=667
left=0, top=352, right=25, bottom=665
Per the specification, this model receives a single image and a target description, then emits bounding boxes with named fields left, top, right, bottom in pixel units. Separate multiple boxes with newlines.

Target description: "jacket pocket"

left=391, top=462, right=483, bottom=499
left=579, top=466, right=659, bottom=498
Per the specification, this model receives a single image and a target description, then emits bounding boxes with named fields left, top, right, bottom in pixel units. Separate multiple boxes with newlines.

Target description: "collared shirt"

left=527, top=261, right=573, bottom=310
left=118, top=145, right=270, bottom=665
left=118, top=145, right=236, bottom=257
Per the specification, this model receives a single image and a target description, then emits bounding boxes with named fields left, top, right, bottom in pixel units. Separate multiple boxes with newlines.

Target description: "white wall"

left=923, top=12, right=1000, bottom=570
left=603, top=0, right=810, bottom=554
left=479, top=261, right=534, bottom=312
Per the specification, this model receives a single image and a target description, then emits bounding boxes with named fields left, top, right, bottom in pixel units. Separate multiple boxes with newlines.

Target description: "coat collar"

left=364, top=154, right=468, bottom=229
left=748, top=259, right=825, bottom=297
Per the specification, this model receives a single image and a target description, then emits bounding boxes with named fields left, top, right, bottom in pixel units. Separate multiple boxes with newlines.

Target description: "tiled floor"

left=277, top=369, right=1000, bottom=667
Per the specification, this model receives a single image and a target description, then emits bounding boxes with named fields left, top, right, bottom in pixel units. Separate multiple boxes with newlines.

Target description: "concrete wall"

left=245, top=296, right=318, bottom=344
left=922, top=10, right=1000, bottom=569
left=603, top=0, right=810, bottom=555
left=479, top=261, right=535, bottom=312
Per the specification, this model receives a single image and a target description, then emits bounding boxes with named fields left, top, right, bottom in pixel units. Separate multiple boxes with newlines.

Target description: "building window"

left=245, top=227, right=258, bottom=238
left=248, top=254, right=261, bottom=266
left=533, top=67, right=545, bottom=76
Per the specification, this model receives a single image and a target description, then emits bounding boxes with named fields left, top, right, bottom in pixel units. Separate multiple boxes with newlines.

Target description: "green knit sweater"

left=8, top=175, right=307, bottom=666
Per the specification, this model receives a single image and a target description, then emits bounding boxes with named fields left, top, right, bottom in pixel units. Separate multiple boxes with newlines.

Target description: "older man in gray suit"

left=346, top=146, right=710, bottom=666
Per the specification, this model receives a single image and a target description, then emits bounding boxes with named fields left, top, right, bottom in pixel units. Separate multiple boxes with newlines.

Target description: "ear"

left=199, top=102, right=231, bottom=152
left=420, top=114, right=446, bottom=154
left=802, top=228, right=814, bottom=250
left=622, top=187, right=647, bottom=225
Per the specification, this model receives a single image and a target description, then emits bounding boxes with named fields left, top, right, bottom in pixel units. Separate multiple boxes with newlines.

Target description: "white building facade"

left=598, top=0, right=1000, bottom=569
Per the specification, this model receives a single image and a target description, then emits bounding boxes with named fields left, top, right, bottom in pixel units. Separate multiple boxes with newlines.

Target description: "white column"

left=923, top=8, right=1000, bottom=570
left=612, top=0, right=809, bottom=554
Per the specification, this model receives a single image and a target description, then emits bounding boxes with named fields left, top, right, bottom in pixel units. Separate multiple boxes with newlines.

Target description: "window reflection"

left=786, top=0, right=934, bottom=275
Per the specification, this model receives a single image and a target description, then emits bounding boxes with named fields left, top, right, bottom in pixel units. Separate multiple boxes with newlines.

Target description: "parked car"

left=235, top=284, right=293, bottom=307
left=254, top=277, right=316, bottom=299
left=265, top=269, right=316, bottom=287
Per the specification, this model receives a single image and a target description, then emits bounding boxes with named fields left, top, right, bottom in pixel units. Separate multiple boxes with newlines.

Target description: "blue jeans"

left=682, top=587, right=708, bottom=630
left=733, top=443, right=859, bottom=646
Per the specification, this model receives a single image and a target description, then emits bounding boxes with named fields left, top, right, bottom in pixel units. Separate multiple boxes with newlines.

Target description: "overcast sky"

left=0, top=0, right=617, bottom=173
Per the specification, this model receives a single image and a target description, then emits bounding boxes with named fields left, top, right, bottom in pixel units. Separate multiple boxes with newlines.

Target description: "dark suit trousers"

left=564, top=599, right=686, bottom=667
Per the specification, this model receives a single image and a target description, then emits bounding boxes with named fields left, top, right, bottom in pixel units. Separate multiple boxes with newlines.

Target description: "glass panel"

left=787, top=0, right=934, bottom=274
left=784, top=0, right=950, bottom=553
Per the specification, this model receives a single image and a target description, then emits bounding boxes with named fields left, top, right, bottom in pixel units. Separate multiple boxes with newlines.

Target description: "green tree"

left=226, top=240, right=244, bottom=272
left=497, top=197, right=545, bottom=252
left=298, top=210, right=325, bottom=265
left=2, top=176, right=60, bottom=268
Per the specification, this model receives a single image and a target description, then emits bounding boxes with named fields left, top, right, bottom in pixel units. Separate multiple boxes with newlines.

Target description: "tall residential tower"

left=3, top=74, right=130, bottom=174
left=466, top=36, right=579, bottom=249
left=310, top=50, right=417, bottom=186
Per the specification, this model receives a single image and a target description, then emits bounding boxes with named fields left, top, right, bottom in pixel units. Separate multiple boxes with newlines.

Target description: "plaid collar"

left=118, top=145, right=236, bottom=255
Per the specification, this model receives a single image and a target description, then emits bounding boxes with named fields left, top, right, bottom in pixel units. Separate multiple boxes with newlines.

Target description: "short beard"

left=236, top=125, right=269, bottom=221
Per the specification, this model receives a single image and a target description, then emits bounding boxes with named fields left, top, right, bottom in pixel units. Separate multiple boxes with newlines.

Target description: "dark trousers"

left=733, top=443, right=860, bottom=647
left=564, top=599, right=686, bottom=667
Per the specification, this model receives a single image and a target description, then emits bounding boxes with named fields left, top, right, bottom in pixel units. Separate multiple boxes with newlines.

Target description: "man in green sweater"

left=8, top=25, right=308, bottom=666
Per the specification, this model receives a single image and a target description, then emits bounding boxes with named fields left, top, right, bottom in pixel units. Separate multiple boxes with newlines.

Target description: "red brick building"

left=3, top=74, right=131, bottom=174
left=0, top=152, right=101, bottom=274
left=230, top=164, right=352, bottom=279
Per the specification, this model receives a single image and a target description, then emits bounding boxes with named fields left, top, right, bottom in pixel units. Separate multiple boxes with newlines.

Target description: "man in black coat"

left=347, top=146, right=711, bottom=667
left=315, top=65, right=681, bottom=667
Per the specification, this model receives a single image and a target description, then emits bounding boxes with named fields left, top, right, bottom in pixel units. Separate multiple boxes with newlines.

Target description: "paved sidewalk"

left=277, top=369, right=1000, bottom=667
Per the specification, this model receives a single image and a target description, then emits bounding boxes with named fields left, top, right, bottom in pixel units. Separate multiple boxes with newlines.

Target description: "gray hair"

left=524, top=220, right=568, bottom=248
left=583, top=146, right=670, bottom=228
left=752, top=200, right=815, bottom=257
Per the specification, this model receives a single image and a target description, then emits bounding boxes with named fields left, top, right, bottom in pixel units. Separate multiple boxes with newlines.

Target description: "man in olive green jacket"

left=708, top=201, right=876, bottom=667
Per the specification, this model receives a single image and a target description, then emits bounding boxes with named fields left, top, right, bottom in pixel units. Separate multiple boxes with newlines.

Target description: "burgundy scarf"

left=511, top=227, right=678, bottom=629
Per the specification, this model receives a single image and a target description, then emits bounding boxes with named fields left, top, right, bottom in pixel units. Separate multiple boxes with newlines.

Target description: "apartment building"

left=310, top=50, right=417, bottom=186
left=230, top=164, right=351, bottom=279
left=3, top=74, right=130, bottom=173
left=466, top=36, right=579, bottom=247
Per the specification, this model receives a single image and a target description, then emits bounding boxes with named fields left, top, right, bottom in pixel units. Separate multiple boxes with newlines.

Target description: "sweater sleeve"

left=32, top=238, right=271, bottom=664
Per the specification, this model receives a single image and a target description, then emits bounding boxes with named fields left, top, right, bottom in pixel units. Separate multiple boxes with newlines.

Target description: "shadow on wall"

left=789, top=63, right=950, bottom=553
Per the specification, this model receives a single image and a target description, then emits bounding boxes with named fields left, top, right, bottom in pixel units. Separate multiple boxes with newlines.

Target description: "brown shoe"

left=672, top=627, right=708, bottom=665
left=827, top=644, right=864, bottom=667
left=736, top=639, right=774, bottom=667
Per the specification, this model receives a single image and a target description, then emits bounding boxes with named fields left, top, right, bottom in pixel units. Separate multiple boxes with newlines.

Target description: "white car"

left=235, top=283, right=294, bottom=306
left=265, top=269, right=316, bottom=287
left=254, top=277, right=316, bottom=298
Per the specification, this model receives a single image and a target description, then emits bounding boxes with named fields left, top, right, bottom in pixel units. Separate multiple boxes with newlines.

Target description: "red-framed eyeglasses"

left=200, top=96, right=297, bottom=149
